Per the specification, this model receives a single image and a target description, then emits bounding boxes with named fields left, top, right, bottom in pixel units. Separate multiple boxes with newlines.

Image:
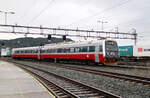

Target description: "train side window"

left=33, top=50, right=37, bottom=53
left=75, top=47, right=80, bottom=52
left=79, top=47, right=82, bottom=52
left=89, top=46, right=95, bottom=52
left=50, top=49, right=53, bottom=53
left=53, top=49, right=56, bottom=53
left=50, top=49, right=52, bottom=53
left=51, top=49, right=53, bottom=53
left=15, top=51, right=18, bottom=54
left=99, top=46, right=103, bottom=52
left=41, top=50, right=44, bottom=53
left=57, top=48, right=62, bottom=53
left=82, top=46, right=88, bottom=52
left=47, top=49, right=51, bottom=53
left=70, top=48, right=74, bottom=53
left=47, top=49, right=49, bottom=53
left=66, top=48, right=70, bottom=53
left=63, top=48, right=66, bottom=53
left=35, top=50, right=38, bottom=53
left=61, top=48, right=63, bottom=53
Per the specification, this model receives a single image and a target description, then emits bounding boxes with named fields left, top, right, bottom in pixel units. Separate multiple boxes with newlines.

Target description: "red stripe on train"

left=40, top=54, right=96, bottom=61
left=11, top=53, right=105, bottom=63
left=99, top=54, right=104, bottom=63
left=11, top=54, right=38, bottom=58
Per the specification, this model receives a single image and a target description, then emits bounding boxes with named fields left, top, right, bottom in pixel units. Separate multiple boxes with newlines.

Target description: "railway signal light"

left=63, top=35, right=66, bottom=40
left=48, top=35, right=51, bottom=40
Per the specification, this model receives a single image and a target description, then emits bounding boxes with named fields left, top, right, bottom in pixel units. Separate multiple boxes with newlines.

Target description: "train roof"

left=43, top=40, right=103, bottom=49
left=12, top=39, right=116, bottom=50
left=12, top=46, right=39, bottom=51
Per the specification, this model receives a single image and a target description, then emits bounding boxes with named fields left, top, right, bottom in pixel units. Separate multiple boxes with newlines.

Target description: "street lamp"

left=97, top=20, right=108, bottom=31
left=0, top=11, right=15, bottom=25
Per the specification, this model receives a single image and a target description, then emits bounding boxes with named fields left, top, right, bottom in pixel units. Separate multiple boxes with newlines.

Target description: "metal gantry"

left=0, top=24, right=137, bottom=44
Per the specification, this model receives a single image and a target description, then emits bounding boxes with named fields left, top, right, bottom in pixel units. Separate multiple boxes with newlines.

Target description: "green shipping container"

left=119, top=46, right=133, bottom=56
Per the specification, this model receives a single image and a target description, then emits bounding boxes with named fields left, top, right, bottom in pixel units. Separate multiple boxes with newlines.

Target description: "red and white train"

left=11, top=40, right=119, bottom=65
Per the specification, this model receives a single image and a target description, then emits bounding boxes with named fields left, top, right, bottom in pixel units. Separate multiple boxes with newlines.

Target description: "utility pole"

left=132, top=28, right=137, bottom=45
left=0, top=11, right=15, bottom=25
left=115, top=27, right=118, bottom=32
left=97, top=20, right=108, bottom=31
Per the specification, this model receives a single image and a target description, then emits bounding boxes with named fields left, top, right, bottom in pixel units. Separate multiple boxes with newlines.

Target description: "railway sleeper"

left=79, top=93, right=101, bottom=97
left=74, top=92, right=98, bottom=95
left=56, top=92, right=66, bottom=96
left=71, top=90, right=92, bottom=93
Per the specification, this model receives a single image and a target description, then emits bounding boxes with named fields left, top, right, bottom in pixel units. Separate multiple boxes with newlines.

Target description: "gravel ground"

left=12, top=60, right=150, bottom=98
left=65, top=64, right=150, bottom=78
left=43, top=62, right=150, bottom=78
left=29, top=60, right=150, bottom=78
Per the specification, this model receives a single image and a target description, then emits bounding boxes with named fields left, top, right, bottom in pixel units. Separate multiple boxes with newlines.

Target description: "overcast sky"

left=0, top=0, right=150, bottom=45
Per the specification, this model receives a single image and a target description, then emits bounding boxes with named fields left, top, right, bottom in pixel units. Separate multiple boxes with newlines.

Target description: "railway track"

left=19, top=59, right=150, bottom=85
left=52, top=63, right=150, bottom=85
left=9, top=60, right=120, bottom=98
left=3, top=58, right=150, bottom=86
left=101, top=64, right=150, bottom=70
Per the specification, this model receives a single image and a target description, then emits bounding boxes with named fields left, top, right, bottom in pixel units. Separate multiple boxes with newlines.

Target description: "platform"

left=0, top=60, right=54, bottom=98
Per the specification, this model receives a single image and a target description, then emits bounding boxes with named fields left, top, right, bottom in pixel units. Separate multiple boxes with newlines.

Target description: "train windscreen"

left=105, top=40, right=118, bottom=57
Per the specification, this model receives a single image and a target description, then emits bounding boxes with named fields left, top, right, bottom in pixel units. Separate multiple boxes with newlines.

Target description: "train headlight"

left=86, top=55, right=89, bottom=58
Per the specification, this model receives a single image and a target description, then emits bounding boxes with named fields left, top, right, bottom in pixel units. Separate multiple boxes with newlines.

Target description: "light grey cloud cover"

left=0, top=0, right=149, bottom=45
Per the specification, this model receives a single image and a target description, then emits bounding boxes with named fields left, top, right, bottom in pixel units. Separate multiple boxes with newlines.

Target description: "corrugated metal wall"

left=119, top=46, right=133, bottom=56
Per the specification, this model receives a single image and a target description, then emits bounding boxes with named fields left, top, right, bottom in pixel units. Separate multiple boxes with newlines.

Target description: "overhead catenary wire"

left=62, top=0, right=133, bottom=28
left=27, top=0, right=55, bottom=25
left=18, top=0, right=38, bottom=24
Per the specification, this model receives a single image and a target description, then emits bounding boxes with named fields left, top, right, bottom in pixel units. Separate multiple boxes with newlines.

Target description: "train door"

left=95, top=45, right=100, bottom=63
left=37, top=48, right=41, bottom=60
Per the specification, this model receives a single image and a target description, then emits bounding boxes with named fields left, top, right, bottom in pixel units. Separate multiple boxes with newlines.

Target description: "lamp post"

left=0, top=11, right=15, bottom=25
left=97, top=20, right=108, bottom=31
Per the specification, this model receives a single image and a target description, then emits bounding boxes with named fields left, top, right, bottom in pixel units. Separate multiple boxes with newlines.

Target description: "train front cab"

left=103, top=40, right=119, bottom=65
